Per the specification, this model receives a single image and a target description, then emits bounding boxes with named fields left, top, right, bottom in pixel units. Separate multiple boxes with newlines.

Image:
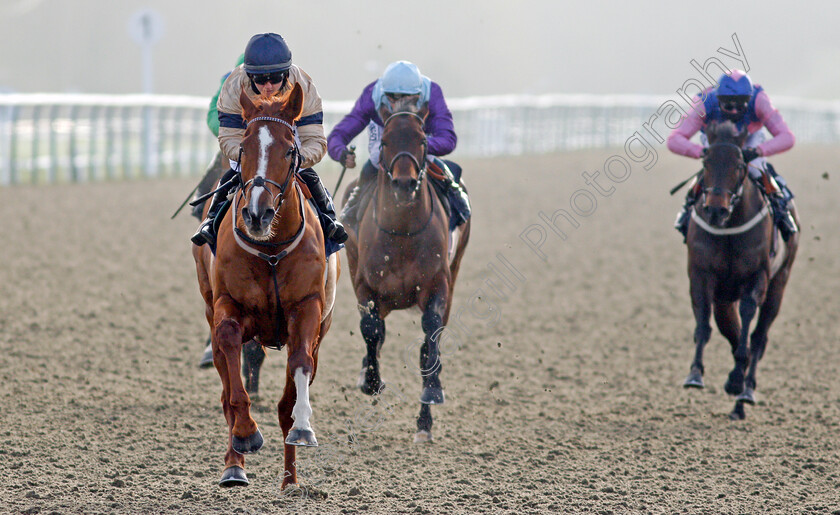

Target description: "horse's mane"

left=249, top=91, right=303, bottom=122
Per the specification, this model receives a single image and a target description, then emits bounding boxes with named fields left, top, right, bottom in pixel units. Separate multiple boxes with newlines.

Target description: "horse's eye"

left=285, top=147, right=295, bottom=157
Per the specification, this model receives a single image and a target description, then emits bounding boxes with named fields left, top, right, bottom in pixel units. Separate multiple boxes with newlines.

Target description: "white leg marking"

left=292, top=368, right=313, bottom=431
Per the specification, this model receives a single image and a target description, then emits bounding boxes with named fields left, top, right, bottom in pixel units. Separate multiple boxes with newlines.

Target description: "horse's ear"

left=377, top=102, right=392, bottom=123
left=240, top=89, right=258, bottom=121
left=705, top=120, right=719, bottom=144
left=282, top=82, right=305, bottom=121
left=737, top=124, right=749, bottom=145
left=417, top=102, right=430, bottom=121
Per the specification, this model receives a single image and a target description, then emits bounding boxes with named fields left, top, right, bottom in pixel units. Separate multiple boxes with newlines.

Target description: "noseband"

left=379, top=111, right=428, bottom=195
left=239, top=116, right=301, bottom=211
left=701, top=141, right=748, bottom=211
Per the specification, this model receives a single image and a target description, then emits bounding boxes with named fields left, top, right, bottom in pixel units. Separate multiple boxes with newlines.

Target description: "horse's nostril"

left=261, top=209, right=275, bottom=226
left=409, top=179, right=418, bottom=190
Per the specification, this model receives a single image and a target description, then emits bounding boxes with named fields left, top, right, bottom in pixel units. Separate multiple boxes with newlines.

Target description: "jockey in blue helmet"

left=192, top=33, right=347, bottom=248
left=327, top=60, right=470, bottom=232
left=668, top=70, right=797, bottom=242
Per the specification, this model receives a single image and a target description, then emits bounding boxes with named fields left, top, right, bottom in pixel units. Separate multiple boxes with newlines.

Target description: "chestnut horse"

left=341, top=100, right=470, bottom=443
left=681, top=121, right=798, bottom=420
left=193, top=84, right=339, bottom=487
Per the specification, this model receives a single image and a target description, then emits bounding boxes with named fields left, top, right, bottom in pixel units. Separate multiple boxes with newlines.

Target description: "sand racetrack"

left=1, top=146, right=839, bottom=514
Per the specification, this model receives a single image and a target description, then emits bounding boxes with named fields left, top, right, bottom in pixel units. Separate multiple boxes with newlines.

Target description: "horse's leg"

left=241, top=339, right=265, bottom=401
left=725, top=274, right=768, bottom=400
left=284, top=296, right=321, bottom=447
left=277, top=367, right=299, bottom=489
left=741, top=272, right=789, bottom=406
left=413, top=290, right=447, bottom=443
left=684, top=273, right=714, bottom=388
left=357, top=293, right=386, bottom=395
left=212, top=336, right=248, bottom=486
left=713, top=301, right=741, bottom=357
left=214, top=299, right=263, bottom=458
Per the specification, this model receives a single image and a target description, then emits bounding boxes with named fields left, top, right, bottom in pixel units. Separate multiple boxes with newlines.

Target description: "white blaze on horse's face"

left=250, top=125, right=274, bottom=215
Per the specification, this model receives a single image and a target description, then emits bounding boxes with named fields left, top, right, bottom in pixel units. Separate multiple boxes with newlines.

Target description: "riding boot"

left=191, top=168, right=239, bottom=247
left=754, top=164, right=798, bottom=241
left=674, top=179, right=701, bottom=242
left=447, top=180, right=471, bottom=229
left=297, top=168, right=348, bottom=244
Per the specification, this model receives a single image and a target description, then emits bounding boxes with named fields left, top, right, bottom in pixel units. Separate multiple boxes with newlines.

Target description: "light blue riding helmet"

left=372, top=61, right=431, bottom=110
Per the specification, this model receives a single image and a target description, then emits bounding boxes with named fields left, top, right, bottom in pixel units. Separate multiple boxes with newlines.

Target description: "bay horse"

left=341, top=99, right=470, bottom=443
left=681, top=120, right=798, bottom=420
left=193, top=83, right=339, bottom=487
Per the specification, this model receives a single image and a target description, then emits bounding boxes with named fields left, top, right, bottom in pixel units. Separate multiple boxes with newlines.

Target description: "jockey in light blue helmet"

left=327, top=60, right=469, bottom=232
left=372, top=60, right=431, bottom=110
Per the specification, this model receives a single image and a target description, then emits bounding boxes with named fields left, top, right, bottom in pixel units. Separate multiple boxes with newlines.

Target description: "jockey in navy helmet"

left=192, top=33, right=347, bottom=248
left=667, top=70, right=798, bottom=241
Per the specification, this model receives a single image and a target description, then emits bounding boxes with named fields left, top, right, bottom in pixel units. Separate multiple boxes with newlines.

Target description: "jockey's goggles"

left=719, top=95, right=749, bottom=114
left=249, top=71, right=288, bottom=85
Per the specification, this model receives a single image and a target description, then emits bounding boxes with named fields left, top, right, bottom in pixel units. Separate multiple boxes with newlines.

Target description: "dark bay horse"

left=193, top=84, right=339, bottom=487
left=341, top=101, right=470, bottom=443
left=682, top=120, right=798, bottom=420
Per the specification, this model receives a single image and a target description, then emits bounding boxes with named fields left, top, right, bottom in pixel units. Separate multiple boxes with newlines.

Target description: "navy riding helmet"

left=716, top=71, right=753, bottom=122
left=243, top=33, right=292, bottom=74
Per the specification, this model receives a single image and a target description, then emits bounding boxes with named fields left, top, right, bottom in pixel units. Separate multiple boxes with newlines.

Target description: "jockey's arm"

left=425, top=82, right=457, bottom=156
left=666, top=96, right=705, bottom=159
left=754, top=91, right=795, bottom=157
left=327, top=84, right=375, bottom=162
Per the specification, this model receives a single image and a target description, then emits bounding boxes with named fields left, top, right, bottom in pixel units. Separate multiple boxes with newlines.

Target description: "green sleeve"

left=207, top=54, right=245, bottom=137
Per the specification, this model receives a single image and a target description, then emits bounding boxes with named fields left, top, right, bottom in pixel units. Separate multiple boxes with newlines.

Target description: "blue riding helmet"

left=372, top=61, right=431, bottom=110
left=716, top=71, right=753, bottom=121
left=717, top=71, right=753, bottom=97
left=243, top=33, right=292, bottom=74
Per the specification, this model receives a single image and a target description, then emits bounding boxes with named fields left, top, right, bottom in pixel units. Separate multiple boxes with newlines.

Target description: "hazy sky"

left=1, top=0, right=839, bottom=102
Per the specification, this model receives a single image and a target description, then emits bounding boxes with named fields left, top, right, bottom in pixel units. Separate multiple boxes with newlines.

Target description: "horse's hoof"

left=232, top=428, right=264, bottom=455
left=420, top=386, right=445, bottom=405
left=359, top=379, right=385, bottom=396
left=219, top=466, right=249, bottom=487
left=198, top=343, right=214, bottom=368
left=413, top=430, right=433, bottom=444
left=683, top=371, right=705, bottom=389
left=286, top=428, right=318, bottom=447
left=724, top=372, right=744, bottom=396
left=729, top=402, right=746, bottom=420
left=736, top=387, right=756, bottom=405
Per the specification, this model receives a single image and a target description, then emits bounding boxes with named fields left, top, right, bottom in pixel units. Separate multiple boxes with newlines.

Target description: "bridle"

left=701, top=141, right=748, bottom=214
left=379, top=111, right=428, bottom=196
left=232, top=115, right=306, bottom=262
left=238, top=116, right=302, bottom=213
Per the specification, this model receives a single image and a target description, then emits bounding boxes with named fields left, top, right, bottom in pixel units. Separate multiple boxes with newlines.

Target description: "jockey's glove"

left=742, top=147, right=760, bottom=163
